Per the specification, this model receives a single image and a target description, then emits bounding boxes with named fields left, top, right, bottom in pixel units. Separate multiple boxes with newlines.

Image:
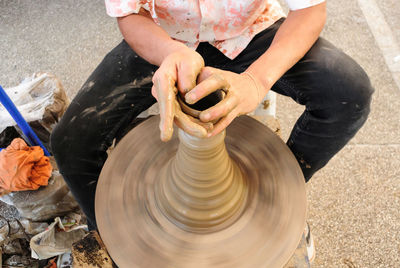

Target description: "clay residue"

left=72, top=231, right=115, bottom=268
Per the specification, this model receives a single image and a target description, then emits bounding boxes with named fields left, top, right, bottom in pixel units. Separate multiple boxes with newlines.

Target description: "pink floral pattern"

left=105, top=0, right=325, bottom=59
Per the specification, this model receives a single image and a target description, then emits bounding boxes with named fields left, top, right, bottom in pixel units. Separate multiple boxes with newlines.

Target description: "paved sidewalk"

left=1, top=0, right=399, bottom=267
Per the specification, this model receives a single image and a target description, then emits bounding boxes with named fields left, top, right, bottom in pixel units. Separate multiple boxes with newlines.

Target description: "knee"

left=344, top=63, right=374, bottom=113
left=306, top=55, right=375, bottom=139
left=319, top=53, right=374, bottom=120
left=341, top=70, right=373, bottom=120
left=51, top=114, right=91, bottom=155
left=50, top=120, right=68, bottom=159
left=309, top=40, right=374, bottom=115
left=50, top=109, right=85, bottom=158
left=50, top=120, right=72, bottom=177
left=328, top=68, right=374, bottom=137
left=50, top=116, right=95, bottom=176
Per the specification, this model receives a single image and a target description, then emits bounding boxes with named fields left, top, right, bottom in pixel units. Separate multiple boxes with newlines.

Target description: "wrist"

left=240, top=71, right=268, bottom=103
left=161, top=40, right=190, bottom=62
left=244, top=64, right=275, bottom=91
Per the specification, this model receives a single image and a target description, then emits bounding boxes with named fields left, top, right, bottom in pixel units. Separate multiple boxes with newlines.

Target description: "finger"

left=174, top=117, right=208, bottom=138
left=174, top=102, right=208, bottom=138
left=154, top=73, right=177, bottom=141
left=187, top=114, right=214, bottom=132
left=177, top=59, right=203, bottom=94
left=207, top=110, right=238, bottom=138
left=177, top=68, right=197, bottom=95
left=185, top=73, right=230, bottom=105
left=151, top=85, right=158, bottom=100
left=199, top=93, right=238, bottom=122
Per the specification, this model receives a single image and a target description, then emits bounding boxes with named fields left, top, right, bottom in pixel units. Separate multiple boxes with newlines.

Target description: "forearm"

left=246, top=2, right=326, bottom=94
left=117, top=10, right=188, bottom=66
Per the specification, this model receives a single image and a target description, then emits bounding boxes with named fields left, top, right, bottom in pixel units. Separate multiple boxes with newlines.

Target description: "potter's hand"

left=185, top=67, right=266, bottom=137
left=152, top=48, right=210, bottom=141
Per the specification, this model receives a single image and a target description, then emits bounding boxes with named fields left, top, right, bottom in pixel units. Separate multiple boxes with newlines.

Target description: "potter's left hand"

left=184, top=67, right=267, bottom=137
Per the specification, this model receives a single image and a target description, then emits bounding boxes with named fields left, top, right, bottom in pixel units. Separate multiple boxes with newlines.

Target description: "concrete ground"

left=1, top=0, right=399, bottom=267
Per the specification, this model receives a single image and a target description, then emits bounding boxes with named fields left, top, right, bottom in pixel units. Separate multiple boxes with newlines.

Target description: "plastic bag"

left=0, top=72, right=69, bottom=150
left=0, top=219, right=48, bottom=246
left=30, top=217, right=87, bottom=260
left=0, top=218, right=48, bottom=268
left=0, top=72, right=69, bottom=132
left=2, top=254, right=39, bottom=268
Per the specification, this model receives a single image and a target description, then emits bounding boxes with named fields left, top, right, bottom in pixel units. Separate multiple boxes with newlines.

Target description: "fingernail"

left=203, top=113, right=210, bottom=120
left=207, top=133, right=212, bottom=138
left=185, top=93, right=195, bottom=104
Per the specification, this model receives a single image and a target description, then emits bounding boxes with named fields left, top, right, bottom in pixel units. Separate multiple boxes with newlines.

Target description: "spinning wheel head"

left=95, top=115, right=307, bottom=268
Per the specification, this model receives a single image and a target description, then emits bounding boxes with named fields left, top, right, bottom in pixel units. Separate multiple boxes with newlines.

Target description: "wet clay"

left=156, top=129, right=248, bottom=232
left=95, top=115, right=307, bottom=268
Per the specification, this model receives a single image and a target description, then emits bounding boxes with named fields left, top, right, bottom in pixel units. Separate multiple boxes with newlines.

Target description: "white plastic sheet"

left=0, top=73, right=69, bottom=133
left=30, top=217, right=87, bottom=260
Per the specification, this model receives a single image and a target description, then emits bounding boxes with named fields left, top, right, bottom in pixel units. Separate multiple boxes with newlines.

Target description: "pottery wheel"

left=95, top=115, right=307, bottom=268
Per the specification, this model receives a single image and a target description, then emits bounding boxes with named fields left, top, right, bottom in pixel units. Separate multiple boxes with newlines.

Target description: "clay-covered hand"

left=152, top=48, right=212, bottom=141
left=184, top=66, right=266, bottom=137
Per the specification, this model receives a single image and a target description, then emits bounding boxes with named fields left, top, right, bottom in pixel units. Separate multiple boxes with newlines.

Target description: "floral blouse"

left=105, top=0, right=325, bottom=59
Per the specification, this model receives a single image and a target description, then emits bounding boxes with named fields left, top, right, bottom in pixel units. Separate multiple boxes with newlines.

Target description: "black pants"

left=51, top=19, right=374, bottom=230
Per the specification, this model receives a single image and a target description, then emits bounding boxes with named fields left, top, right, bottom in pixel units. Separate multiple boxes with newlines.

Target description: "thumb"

left=197, top=66, right=218, bottom=84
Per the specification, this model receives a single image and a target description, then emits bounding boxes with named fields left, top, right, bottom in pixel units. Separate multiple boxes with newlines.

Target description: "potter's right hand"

left=151, top=47, right=209, bottom=141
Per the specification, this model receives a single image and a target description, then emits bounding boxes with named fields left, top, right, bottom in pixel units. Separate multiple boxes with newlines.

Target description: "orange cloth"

left=0, top=138, right=52, bottom=191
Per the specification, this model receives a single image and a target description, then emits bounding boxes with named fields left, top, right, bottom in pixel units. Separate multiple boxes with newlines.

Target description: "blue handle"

left=0, top=85, right=50, bottom=156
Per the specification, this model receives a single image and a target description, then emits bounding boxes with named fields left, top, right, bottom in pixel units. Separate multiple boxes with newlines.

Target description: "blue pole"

left=0, top=85, right=50, bottom=156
